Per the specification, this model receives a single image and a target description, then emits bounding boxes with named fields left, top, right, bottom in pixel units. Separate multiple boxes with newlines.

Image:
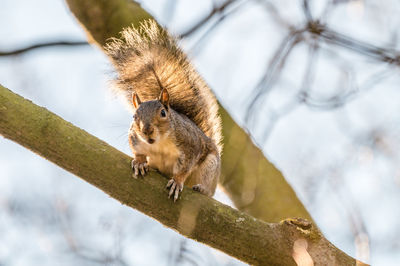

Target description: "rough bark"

left=0, top=84, right=361, bottom=265
left=65, top=0, right=312, bottom=224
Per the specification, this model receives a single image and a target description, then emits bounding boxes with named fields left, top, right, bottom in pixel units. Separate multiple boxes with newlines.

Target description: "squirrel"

left=105, top=20, right=222, bottom=201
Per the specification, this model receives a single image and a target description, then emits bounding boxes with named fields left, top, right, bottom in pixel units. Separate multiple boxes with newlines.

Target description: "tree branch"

left=179, top=0, right=237, bottom=37
left=0, top=84, right=360, bottom=265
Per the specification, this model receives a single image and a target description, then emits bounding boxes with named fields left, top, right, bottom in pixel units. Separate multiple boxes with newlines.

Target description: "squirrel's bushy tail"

left=105, top=20, right=222, bottom=153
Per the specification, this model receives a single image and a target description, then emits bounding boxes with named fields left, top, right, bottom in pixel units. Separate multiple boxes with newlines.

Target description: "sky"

left=1, top=0, right=400, bottom=265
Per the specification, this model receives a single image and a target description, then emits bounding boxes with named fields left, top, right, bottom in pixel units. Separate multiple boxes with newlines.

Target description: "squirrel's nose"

left=142, top=125, right=154, bottom=136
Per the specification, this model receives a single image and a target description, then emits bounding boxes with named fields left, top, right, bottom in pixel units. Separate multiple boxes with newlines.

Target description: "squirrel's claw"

left=131, top=159, right=148, bottom=178
left=192, top=184, right=204, bottom=193
left=166, top=179, right=183, bottom=202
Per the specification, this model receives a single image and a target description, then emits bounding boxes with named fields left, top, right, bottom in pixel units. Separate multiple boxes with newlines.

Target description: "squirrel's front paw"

left=131, top=159, right=149, bottom=178
left=166, top=179, right=183, bottom=202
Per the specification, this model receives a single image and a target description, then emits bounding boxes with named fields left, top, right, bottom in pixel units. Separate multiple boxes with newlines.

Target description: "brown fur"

left=106, top=20, right=222, bottom=200
left=105, top=20, right=222, bottom=153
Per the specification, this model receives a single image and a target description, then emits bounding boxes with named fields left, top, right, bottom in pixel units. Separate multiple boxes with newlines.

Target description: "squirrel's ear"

left=159, top=88, right=169, bottom=107
left=132, top=92, right=142, bottom=109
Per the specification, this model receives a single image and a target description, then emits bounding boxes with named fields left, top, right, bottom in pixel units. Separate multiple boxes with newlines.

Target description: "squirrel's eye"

left=160, top=109, right=167, bottom=118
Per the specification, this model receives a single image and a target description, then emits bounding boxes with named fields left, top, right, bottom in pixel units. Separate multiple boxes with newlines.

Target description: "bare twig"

left=245, top=29, right=305, bottom=123
left=188, top=0, right=248, bottom=52
left=316, top=25, right=400, bottom=65
left=0, top=41, right=88, bottom=56
left=179, top=0, right=237, bottom=37
left=302, top=0, right=313, bottom=22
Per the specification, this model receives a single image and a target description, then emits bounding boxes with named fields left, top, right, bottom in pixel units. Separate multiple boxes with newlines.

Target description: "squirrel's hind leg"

left=191, top=153, right=220, bottom=197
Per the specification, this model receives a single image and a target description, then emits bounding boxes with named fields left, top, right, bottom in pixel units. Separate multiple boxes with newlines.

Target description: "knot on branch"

left=281, top=217, right=314, bottom=235
left=283, top=217, right=312, bottom=229
left=307, top=21, right=324, bottom=35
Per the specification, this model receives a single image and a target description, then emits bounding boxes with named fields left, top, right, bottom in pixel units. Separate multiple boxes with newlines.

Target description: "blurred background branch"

left=0, top=41, right=88, bottom=56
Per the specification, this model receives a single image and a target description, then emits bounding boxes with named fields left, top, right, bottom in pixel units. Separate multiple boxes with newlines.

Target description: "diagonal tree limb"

left=0, top=84, right=361, bottom=265
left=64, top=0, right=313, bottom=224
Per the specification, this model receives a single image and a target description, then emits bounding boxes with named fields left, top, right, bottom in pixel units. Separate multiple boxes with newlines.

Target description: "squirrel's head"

left=129, top=89, right=170, bottom=144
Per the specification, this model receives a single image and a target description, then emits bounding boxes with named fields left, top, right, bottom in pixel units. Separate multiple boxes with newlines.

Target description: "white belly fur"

left=134, top=136, right=180, bottom=177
